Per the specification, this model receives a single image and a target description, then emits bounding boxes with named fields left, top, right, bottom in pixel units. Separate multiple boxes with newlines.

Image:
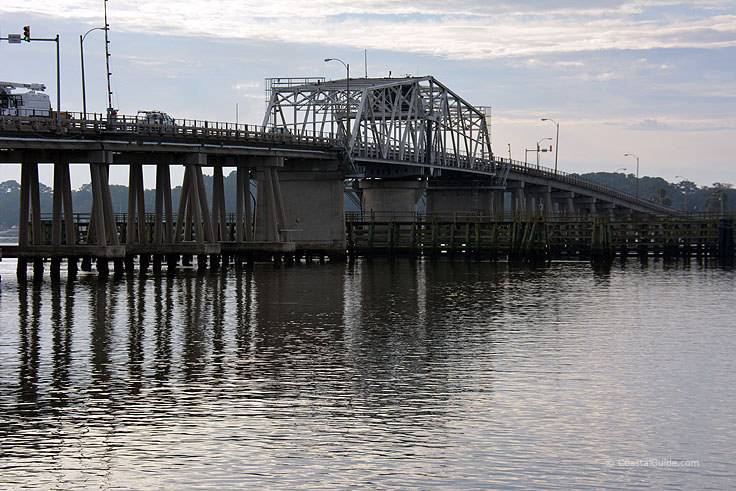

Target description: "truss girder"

left=263, top=76, right=495, bottom=177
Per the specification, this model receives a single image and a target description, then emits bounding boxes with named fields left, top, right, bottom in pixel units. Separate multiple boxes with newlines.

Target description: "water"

left=0, top=258, right=734, bottom=489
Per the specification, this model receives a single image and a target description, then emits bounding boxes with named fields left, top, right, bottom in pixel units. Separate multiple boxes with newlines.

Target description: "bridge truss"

left=263, top=76, right=503, bottom=182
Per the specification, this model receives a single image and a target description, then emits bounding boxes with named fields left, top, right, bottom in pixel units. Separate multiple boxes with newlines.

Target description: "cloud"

left=628, top=117, right=736, bottom=131
left=3, top=1, right=735, bottom=60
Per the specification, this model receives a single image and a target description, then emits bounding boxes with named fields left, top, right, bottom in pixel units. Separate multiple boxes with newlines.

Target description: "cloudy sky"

left=1, top=0, right=735, bottom=186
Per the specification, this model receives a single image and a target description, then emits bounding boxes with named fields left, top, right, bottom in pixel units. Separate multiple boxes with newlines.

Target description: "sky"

left=1, top=0, right=735, bottom=187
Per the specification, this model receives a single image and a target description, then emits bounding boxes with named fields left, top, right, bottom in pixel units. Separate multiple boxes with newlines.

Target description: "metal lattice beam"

left=263, top=76, right=503, bottom=181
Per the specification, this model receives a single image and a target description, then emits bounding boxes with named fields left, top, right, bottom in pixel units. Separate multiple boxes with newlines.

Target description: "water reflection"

left=0, top=259, right=733, bottom=489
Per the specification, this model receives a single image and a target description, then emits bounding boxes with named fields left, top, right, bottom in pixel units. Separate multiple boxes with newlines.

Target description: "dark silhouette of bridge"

left=0, top=75, right=677, bottom=277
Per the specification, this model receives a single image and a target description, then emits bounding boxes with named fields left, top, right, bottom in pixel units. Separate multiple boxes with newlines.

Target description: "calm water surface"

left=0, top=258, right=734, bottom=489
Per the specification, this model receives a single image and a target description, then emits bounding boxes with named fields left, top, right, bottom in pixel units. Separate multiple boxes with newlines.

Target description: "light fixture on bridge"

left=541, top=118, right=559, bottom=174
left=536, top=137, right=552, bottom=169
left=80, top=25, right=108, bottom=119
left=324, top=57, right=351, bottom=142
left=624, top=153, right=640, bottom=199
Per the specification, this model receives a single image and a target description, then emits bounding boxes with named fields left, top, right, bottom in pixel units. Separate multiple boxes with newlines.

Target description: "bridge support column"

left=493, top=190, right=505, bottom=216
left=126, top=163, right=147, bottom=246
left=526, top=185, right=553, bottom=216
left=52, top=158, right=75, bottom=247
left=552, top=191, right=575, bottom=216
left=507, top=182, right=526, bottom=214
left=596, top=201, right=615, bottom=217
left=174, top=155, right=216, bottom=245
left=254, top=157, right=287, bottom=243
left=87, top=152, right=119, bottom=248
left=211, top=165, right=228, bottom=241
left=574, top=196, right=596, bottom=216
left=425, top=183, right=495, bottom=216
left=277, top=158, right=345, bottom=254
left=235, top=165, right=254, bottom=243
left=154, top=162, right=174, bottom=245
left=360, top=179, right=427, bottom=217
left=19, top=161, right=42, bottom=247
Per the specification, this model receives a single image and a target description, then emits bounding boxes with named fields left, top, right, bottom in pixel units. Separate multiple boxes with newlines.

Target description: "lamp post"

left=541, top=118, right=559, bottom=174
left=537, top=137, right=552, bottom=169
left=624, top=153, right=640, bottom=199
left=676, top=175, right=690, bottom=212
left=324, top=58, right=350, bottom=142
left=80, top=26, right=106, bottom=119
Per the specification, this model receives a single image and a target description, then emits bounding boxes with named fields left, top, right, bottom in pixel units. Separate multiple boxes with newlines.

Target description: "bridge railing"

left=355, top=141, right=495, bottom=173
left=0, top=112, right=339, bottom=149
left=505, top=160, right=676, bottom=213
left=346, top=210, right=735, bottom=223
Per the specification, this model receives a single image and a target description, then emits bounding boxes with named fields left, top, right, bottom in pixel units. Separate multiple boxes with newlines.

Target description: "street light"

left=324, top=58, right=350, bottom=142
left=624, top=153, right=640, bottom=199
left=537, top=137, right=552, bottom=169
left=615, top=167, right=627, bottom=173
left=541, top=118, right=559, bottom=174
left=676, top=175, right=691, bottom=212
left=80, top=26, right=107, bottom=119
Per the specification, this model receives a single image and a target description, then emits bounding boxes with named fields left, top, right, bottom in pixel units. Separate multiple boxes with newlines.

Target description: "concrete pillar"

left=425, top=187, right=494, bottom=216
left=574, top=196, right=596, bottom=215
left=277, top=158, right=346, bottom=253
left=253, top=157, right=287, bottom=242
left=360, top=179, right=427, bottom=217
left=513, top=187, right=526, bottom=214
left=493, top=190, right=505, bottom=216
left=173, top=155, right=216, bottom=244
left=596, top=201, right=615, bottom=217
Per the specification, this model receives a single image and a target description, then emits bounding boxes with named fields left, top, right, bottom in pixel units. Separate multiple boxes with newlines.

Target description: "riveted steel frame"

left=263, top=76, right=496, bottom=177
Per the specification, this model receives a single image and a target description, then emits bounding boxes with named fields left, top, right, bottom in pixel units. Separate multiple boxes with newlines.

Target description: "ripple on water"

left=0, top=258, right=734, bottom=489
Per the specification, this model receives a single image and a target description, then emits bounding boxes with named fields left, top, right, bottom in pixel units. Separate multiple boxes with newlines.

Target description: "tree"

left=650, top=187, right=672, bottom=206
left=705, top=183, right=730, bottom=212
left=675, top=179, right=698, bottom=211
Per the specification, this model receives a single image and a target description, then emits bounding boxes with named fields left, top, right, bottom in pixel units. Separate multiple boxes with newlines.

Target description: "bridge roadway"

left=0, top=112, right=675, bottom=276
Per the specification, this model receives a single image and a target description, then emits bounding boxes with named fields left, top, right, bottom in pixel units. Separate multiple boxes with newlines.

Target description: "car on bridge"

left=136, top=110, right=174, bottom=125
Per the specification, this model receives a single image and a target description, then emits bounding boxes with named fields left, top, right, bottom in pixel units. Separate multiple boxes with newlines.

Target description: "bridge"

left=0, top=75, right=677, bottom=276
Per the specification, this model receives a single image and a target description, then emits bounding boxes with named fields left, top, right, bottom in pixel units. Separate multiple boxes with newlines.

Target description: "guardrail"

left=0, top=112, right=339, bottom=149
left=346, top=211, right=734, bottom=223
left=0, top=113, right=679, bottom=213
left=502, top=160, right=676, bottom=213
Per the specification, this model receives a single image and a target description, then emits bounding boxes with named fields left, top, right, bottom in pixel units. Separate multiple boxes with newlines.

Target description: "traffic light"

left=22, top=25, right=30, bottom=42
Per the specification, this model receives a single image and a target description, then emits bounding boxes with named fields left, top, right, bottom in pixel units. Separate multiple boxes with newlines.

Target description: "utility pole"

left=104, top=0, right=115, bottom=119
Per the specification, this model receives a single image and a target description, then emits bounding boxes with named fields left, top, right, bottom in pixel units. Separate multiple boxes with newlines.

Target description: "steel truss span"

left=263, top=76, right=503, bottom=180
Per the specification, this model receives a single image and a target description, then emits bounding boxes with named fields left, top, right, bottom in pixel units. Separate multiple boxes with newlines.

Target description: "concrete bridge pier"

left=360, top=179, right=427, bottom=217
left=493, top=190, right=505, bottom=215
left=506, top=182, right=526, bottom=214
left=254, top=157, right=287, bottom=243
left=174, top=154, right=217, bottom=246
left=574, top=196, right=596, bottom=215
left=425, top=181, right=497, bottom=216
left=528, top=185, right=553, bottom=216
left=277, top=158, right=346, bottom=255
left=553, top=191, right=576, bottom=215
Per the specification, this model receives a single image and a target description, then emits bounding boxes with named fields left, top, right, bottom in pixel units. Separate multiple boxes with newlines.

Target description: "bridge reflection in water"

left=1, top=259, right=734, bottom=488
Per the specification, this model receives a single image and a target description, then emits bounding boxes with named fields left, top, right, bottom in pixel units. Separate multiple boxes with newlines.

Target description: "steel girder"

left=262, top=76, right=499, bottom=179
